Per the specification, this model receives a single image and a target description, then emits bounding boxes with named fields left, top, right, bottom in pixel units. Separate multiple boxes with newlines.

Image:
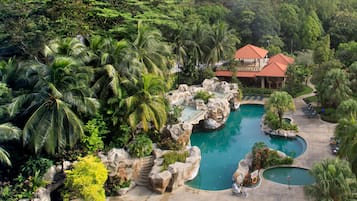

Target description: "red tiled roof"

left=215, top=70, right=233, bottom=77
left=235, top=44, right=268, bottom=59
left=257, top=62, right=287, bottom=77
left=215, top=70, right=256, bottom=78
left=236, top=71, right=257, bottom=78
left=269, top=53, right=294, bottom=65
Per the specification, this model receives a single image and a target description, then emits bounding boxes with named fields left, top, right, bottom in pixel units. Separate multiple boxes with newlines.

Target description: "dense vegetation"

left=0, top=0, right=357, bottom=199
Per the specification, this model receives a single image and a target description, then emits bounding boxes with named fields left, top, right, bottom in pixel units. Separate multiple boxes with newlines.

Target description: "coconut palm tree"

left=122, top=74, right=168, bottom=132
left=44, top=37, right=90, bottom=63
left=127, top=21, right=172, bottom=77
left=304, top=158, right=356, bottom=201
left=205, top=22, right=239, bottom=66
left=0, top=123, right=21, bottom=166
left=335, top=117, right=357, bottom=174
left=337, top=99, right=357, bottom=120
left=266, top=91, right=295, bottom=128
left=320, top=68, right=352, bottom=107
left=8, top=57, right=98, bottom=155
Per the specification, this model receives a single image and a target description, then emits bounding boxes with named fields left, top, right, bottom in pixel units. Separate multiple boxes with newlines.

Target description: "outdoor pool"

left=186, top=104, right=306, bottom=190
left=263, top=167, right=315, bottom=185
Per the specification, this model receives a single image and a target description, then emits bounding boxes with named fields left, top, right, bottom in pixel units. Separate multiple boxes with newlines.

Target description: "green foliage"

left=82, top=114, right=109, bottom=152
left=158, top=136, right=184, bottom=151
left=251, top=142, right=293, bottom=170
left=109, top=124, right=132, bottom=148
left=319, top=107, right=338, bottom=123
left=284, top=64, right=311, bottom=97
left=64, top=155, right=108, bottom=201
left=161, top=151, right=189, bottom=171
left=266, top=91, right=295, bottom=128
left=194, top=91, right=214, bottom=104
left=0, top=171, right=47, bottom=201
left=304, top=159, right=356, bottom=201
left=265, top=150, right=293, bottom=167
left=319, top=68, right=352, bottom=107
left=167, top=105, right=184, bottom=125
left=21, top=157, right=53, bottom=178
left=105, top=176, right=131, bottom=196
left=335, top=117, right=357, bottom=174
left=127, top=135, right=153, bottom=158
left=336, top=41, right=357, bottom=66
left=337, top=99, right=357, bottom=120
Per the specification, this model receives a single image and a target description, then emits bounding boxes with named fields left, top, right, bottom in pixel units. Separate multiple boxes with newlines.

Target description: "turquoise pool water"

left=263, top=167, right=315, bottom=185
left=186, top=104, right=306, bottom=190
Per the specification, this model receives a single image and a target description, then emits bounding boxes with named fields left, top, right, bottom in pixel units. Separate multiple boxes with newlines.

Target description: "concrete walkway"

left=110, top=89, right=336, bottom=201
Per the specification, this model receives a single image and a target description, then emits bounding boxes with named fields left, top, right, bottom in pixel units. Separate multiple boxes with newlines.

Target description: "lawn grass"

left=294, top=86, right=314, bottom=97
left=303, top=95, right=318, bottom=103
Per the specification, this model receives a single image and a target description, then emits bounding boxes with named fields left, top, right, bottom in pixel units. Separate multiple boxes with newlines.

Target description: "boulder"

left=203, top=118, right=221, bottom=130
left=33, top=187, right=50, bottom=201
left=165, top=123, right=193, bottom=147
left=148, top=146, right=201, bottom=193
left=149, top=170, right=172, bottom=194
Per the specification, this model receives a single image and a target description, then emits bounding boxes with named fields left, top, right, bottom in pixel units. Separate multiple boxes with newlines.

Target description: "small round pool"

left=263, top=167, right=315, bottom=185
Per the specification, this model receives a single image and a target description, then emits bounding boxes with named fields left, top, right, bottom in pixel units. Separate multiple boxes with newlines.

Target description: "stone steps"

left=135, top=156, right=154, bottom=186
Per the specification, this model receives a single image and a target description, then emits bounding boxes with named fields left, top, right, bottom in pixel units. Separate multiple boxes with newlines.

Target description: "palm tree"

left=44, top=37, right=90, bottom=63
left=8, top=57, right=98, bottom=155
left=320, top=68, right=352, bottom=107
left=304, top=158, right=356, bottom=201
left=0, top=123, right=21, bottom=166
left=205, top=22, right=239, bottom=66
left=337, top=99, right=357, bottom=120
left=122, top=74, right=168, bottom=132
left=127, top=22, right=172, bottom=76
left=266, top=91, right=295, bottom=128
left=335, top=117, right=357, bottom=174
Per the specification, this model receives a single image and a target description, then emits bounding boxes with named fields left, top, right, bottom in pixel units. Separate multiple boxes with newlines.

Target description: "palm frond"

left=0, top=123, right=22, bottom=142
left=0, top=147, right=11, bottom=166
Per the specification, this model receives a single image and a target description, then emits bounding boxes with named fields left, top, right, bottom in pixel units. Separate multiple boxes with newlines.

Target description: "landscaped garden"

left=0, top=1, right=356, bottom=201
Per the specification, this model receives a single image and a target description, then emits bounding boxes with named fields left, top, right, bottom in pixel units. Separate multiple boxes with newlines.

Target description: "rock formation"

left=149, top=146, right=201, bottom=193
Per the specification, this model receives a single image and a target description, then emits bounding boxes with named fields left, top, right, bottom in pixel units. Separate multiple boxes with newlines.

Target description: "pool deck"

left=109, top=93, right=337, bottom=201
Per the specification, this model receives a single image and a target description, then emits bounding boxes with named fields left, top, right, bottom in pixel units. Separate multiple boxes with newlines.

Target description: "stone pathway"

left=109, top=87, right=337, bottom=201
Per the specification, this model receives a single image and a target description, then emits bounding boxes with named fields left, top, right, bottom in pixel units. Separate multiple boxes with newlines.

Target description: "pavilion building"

left=215, top=44, right=294, bottom=88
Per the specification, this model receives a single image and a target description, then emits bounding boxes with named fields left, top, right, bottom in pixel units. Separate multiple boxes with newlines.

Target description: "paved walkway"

left=110, top=89, right=336, bottom=201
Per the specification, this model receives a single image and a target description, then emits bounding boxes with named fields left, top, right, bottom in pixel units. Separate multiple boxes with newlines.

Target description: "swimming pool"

left=263, top=167, right=315, bottom=185
left=186, top=104, right=306, bottom=190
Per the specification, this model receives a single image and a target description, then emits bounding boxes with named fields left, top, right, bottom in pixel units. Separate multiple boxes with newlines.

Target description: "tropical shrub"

left=82, top=114, right=109, bottom=152
left=21, top=157, right=53, bottom=178
left=194, top=91, right=214, bottom=104
left=158, top=137, right=184, bottom=151
left=265, top=150, right=293, bottom=167
left=161, top=151, right=189, bottom=171
left=109, top=124, right=132, bottom=149
left=242, top=87, right=274, bottom=96
left=252, top=142, right=293, bottom=170
left=0, top=171, right=47, bottom=201
left=304, top=159, right=357, bottom=201
left=105, top=176, right=131, bottom=196
left=127, top=135, right=153, bottom=158
left=63, top=155, right=108, bottom=201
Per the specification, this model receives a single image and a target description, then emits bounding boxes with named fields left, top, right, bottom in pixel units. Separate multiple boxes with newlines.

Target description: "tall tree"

left=205, top=22, right=239, bottom=66
left=127, top=22, right=172, bottom=77
left=304, top=158, right=357, bottom=201
left=8, top=57, right=98, bottom=155
left=122, top=74, right=168, bottom=132
left=301, top=11, right=324, bottom=49
left=266, top=91, right=295, bottom=128
left=319, top=68, right=352, bottom=107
